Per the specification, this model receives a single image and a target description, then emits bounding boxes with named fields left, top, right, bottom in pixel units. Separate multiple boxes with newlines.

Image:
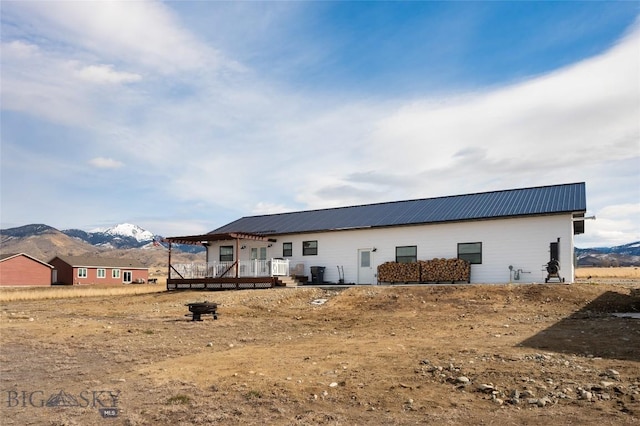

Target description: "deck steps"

left=277, top=276, right=303, bottom=287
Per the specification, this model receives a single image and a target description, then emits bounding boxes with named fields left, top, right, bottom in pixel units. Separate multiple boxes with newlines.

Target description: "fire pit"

left=185, top=301, right=218, bottom=321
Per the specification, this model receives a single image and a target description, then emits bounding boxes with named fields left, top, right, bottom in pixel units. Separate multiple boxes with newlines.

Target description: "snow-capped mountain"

left=90, top=223, right=155, bottom=243
left=57, top=223, right=202, bottom=253
left=62, top=223, right=159, bottom=250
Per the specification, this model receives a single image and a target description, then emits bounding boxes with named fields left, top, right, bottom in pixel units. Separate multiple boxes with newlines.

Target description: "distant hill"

left=0, top=223, right=205, bottom=271
left=575, top=242, right=640, bottom=267
left=0, top=224, right=101, bottom=260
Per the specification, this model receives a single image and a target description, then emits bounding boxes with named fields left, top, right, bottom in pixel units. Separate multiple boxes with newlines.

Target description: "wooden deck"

left=166, top=276, right=278, bottom=291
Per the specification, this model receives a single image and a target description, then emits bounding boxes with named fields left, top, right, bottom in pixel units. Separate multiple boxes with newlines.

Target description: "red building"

left=0, top=253, right=54, bottom=286
left=48, top=255, right=148, bottom=285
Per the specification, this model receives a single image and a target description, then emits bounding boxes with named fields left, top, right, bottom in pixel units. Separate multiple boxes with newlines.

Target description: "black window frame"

left=302, top=240, right=318, bottom=256
left=282, top=242, right=293, bottom=257
left=458, top=242, right=482, bottom=264
left=395, top=245, right=417, bottom=263
left=220, top=245, right=234, bottom=262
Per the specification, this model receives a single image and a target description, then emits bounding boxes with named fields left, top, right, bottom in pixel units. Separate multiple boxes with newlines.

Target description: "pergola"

left=162, top=232, right=278, bottom=289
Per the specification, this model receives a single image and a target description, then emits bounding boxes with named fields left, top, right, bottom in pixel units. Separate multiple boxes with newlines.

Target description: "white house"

left=165, top=182, right=586, bottom=288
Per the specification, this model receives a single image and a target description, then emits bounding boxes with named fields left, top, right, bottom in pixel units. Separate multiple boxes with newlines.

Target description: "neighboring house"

left=48, top=256, right=148, bottom=285
left=0, top=253, right=54, bottom=286
left=165, top=182, right=587, bottom=287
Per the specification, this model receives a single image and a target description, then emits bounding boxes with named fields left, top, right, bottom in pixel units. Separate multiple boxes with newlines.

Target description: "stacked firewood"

left=377, top=258, right=470, bottom=283
left=377, top=262, right=421, bottom=283
left=420, top=258, right=470, bottom=283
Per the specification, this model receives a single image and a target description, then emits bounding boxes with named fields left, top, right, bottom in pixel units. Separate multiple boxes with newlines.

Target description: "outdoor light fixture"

left=372, top=247, right=377, bottom=252
left=241, top=245, right=247, bottom=249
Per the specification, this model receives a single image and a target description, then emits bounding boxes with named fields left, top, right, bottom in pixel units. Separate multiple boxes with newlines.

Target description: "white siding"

left=205, top=214, right=576, bottom=284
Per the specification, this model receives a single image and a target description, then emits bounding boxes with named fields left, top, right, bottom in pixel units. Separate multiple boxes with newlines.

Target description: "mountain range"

left=575, top=242, right=640, bottom=267
left=1, top=223, right=638, bottom=268
left=0, top=223, right=204, bottom=271
left=63, top=223, right=159, bottom=249
left=1, top=223, right=204, bottom=252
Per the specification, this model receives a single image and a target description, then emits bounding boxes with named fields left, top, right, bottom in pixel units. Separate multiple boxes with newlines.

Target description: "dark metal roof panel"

left=211, top=183, right=586, bottom=235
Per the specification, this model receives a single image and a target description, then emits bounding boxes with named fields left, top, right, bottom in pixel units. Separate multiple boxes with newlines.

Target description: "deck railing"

left=171, top=259, right=290, bottom=279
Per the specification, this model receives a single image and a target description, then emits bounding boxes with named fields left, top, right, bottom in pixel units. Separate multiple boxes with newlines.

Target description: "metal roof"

left=211, top=182, right=586, bottom=236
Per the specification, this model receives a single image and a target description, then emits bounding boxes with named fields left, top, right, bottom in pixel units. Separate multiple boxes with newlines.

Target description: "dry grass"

left=0, top=283, right=165, bottom=302
left=2, top=283, right=639, bottom=426
left=2, top=268, right=638, bottom=302
left=576, top=266, right=640, bottom=279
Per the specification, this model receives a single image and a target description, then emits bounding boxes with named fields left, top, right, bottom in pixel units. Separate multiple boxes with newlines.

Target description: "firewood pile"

left=420, top=258, right=470, bottom=283
left=377, top=262, right=420, bottom=283
left=377, top=258, right=470, bottom=284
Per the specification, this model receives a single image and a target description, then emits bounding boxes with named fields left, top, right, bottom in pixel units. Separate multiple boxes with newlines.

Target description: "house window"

left=396, top=246, right=417, bottom=263
left=78, top=268, right=87, bottom=278
left=220, top=246, right=234, bottom=262
left=303, top=240, right=318, bottom=256
left=97, top=269, right=106, bottom=279
left=458, top=242, right=482, bottom=264
left=360, top=250, right=371, bottom=267
left=112, top=269, right=120, bottom=279
left=283, top=242, right=292, bottom=257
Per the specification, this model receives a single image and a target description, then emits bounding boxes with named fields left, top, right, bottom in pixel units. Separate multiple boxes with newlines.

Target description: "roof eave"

left=225, top=211, right=587, bottom=237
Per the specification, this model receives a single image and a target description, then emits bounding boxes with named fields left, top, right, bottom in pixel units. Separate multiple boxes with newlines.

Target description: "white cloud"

left=4, top=40, right=39, bottom=57
left=294, top=23, right=639, bottom=210
left=89, top=157, right=124, bottom=169
left=1, top=41, right=144, bottom=126
left=252, top=202, right=296, bottom=215
left=144, top=220, right=212, bottom=238
left=75, top=65, right=141, bottom=85
left=576, top=203, right=640, bottom=247
left=0, top=1, right=242, bottom=128
left=4, top=0, right=226, bottom=74
left=368, top=28, right=637, bottom=172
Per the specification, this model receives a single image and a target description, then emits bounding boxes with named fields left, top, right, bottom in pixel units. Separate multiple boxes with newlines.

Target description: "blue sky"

left=1, top=1, right=638, bottom=247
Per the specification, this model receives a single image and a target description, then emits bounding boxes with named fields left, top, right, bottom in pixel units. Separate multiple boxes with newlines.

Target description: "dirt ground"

left=1, top=281, right=639, bottom=425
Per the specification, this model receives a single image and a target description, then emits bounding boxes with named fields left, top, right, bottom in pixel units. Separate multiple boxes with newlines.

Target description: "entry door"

left=250, top=247, right=268, bottom=275
left=123, top=271, right=132, bottom=284
left=251, top=247, right=267, bottom=260
left=358, top=249, right=375, bottom=285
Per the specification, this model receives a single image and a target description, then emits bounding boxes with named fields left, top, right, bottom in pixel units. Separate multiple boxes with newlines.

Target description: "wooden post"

left=235, top=237, right=239, bottom=278
left=167, top=241, right=172, bottom=288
